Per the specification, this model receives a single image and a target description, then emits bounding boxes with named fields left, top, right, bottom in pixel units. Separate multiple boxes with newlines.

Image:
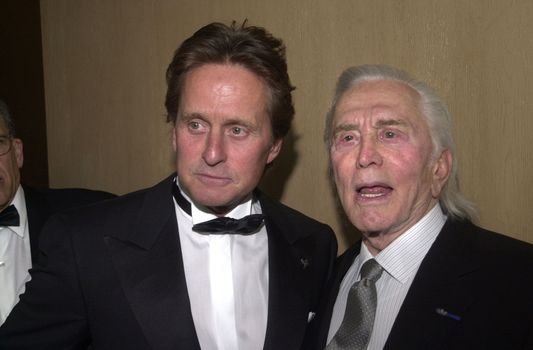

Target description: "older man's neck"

left=362, top=232, right=402, bottom=256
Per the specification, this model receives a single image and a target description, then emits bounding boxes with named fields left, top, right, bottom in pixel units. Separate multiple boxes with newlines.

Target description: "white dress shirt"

left=327, top=204, right=446, bottom=349
left=174, top=181, right=268, bottom=350
left=0, top=186, right=31, bottom=325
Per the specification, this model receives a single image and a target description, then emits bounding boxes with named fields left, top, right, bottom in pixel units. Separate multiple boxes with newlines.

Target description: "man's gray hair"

left=0, top=99, right=16, bottom=137
left=324, top=64, right=477, bottom=221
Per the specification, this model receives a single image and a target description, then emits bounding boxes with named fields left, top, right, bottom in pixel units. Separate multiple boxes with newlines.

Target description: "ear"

left=431, top=148, right=451, bottom=198
left=266, top=138, right=283, bottom=164
left=12, top=138, right=23, bottom=168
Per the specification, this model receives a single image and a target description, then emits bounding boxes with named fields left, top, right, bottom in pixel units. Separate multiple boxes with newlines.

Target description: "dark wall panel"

left=0, top=0, right=48, bottom=187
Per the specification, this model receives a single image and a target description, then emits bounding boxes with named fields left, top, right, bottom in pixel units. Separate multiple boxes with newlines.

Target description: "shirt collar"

left=176, top=178, right=256, bottom=225
left=362, top=203, right=446, bottom=284
left=191, top=196, right=253, bottom=226
left=6, top=185, right=27, bottom=238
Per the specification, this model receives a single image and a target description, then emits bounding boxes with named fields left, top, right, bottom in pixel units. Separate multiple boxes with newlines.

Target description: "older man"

left=310, top=65, right=533, bottom=349
left=0, top=22, right=336, bottom=349
left=0, top=100, right=115, bottom=325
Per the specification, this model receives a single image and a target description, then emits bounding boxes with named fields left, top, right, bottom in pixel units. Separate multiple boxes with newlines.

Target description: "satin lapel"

left=385, top=220, right=482, bottom=349
left=260, top=195, right=312, bottom=350
left=105, top=177, right=200, bottom=350
left=23, top=186, right=50, bottom=263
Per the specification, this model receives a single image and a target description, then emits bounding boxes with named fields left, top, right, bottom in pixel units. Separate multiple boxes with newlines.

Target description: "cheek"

left=175, top=135, right=199, bottom=158
left=391, top=152, right=434, bottom=194
left=331, top=154, right=352, bottom=184
left=239, top=152, right=266, bottom=176
left=238, top=140, right=271, bottom=161
left=331, top=156, right=355, bottom=206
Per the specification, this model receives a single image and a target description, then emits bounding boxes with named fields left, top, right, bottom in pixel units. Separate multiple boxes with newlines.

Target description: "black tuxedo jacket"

left=23, top=185, right=116, bottom=263
left=306, top=219, right=533, bottom=350
left=1, top=176, right=337, bottom=350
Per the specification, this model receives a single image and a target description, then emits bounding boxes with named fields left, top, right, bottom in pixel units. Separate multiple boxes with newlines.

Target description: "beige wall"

left=40, top=0, right=533, bottom=252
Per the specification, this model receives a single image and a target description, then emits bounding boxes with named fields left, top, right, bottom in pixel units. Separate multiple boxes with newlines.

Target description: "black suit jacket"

left=1, top=176, right=337, bottom=350
left=23, top=185, right=116, bottom=263
left=307, top=219, right=533, bottom=350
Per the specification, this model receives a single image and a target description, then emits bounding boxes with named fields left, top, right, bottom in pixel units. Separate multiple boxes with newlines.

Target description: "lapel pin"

left=435, top=308, right=461, bottom=321
left=300, top=258, right=309, bottom=269
left=307, top=311, right=316, bottom=322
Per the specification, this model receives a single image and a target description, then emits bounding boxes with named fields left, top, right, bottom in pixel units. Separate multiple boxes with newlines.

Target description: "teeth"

left=360, top=192, right=385, bottom=198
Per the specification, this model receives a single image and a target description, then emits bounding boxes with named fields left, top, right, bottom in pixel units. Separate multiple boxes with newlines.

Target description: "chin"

left=359, top=226, right=390, bottom=237
left=195, top=195, right=234, bottom=209
left=353, top=215, right=393, bottom=235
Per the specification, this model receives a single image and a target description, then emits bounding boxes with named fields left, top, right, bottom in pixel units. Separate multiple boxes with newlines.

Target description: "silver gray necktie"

left=326, top=259, right=384, bottom=350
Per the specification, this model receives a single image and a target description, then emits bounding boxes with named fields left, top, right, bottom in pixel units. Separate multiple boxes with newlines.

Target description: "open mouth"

left=356, top=184, right=393, bottom=200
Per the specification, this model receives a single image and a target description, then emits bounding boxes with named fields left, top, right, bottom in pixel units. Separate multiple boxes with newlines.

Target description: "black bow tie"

left=192, top=214, right=265, bottom=235
left=0, top=204, right=20, bottom=227
left=172, top=182, right=264, bottom=235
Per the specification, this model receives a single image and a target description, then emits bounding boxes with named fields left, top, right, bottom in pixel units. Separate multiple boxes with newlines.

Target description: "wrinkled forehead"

left=333, top=79, right=426, bottom=126
left=337, top=79, right=421, bottom=113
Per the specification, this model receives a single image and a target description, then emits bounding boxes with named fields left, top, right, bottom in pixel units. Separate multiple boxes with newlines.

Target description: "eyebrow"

left=332, top=118, right=408, bottom=134
left=179, top=112, right=204, bottom=121
left=179, top=112, right=258, bottom=131
left=332, top=123, right=358, bottom=135
left=374, top=119, right=408, bottom=128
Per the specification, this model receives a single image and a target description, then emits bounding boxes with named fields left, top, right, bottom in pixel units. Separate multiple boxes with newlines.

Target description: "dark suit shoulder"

left=449, top=220, right=533, bottom=265
left=257, top=191, right=337, bottom=264
left=383, top=219, right=533, bottom=349
left=23, top=185, right=116, bottom=262
left=257, top=190, right=333, bottom=230
left=48, top=185, right=151, bottom=227
left=44, top=177, right=175, bottom=248
left=24, top=185, right=116, bottom=212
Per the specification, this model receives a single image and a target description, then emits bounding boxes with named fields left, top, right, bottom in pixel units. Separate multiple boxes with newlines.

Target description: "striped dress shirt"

left=327, top=204, right=446, bottom=349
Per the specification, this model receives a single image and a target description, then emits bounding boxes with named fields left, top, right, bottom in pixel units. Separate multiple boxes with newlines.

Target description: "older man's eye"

left=334, top=132, right=357, bottom=144
left=333, top=133, right=358, bottom=150
left=384, top=130, right=396, bottom=138
left=343, top=134, right=354, bottom=141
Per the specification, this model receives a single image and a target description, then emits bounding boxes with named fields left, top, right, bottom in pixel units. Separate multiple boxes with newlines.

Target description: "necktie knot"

left=360, top=259, right=383, bottom=282
left=0, top=204, right=20, bottom=227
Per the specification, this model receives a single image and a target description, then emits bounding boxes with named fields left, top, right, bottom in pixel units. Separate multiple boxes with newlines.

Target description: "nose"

left=356, top=135, right=382, bottom=169
left=202, top=131, right=226, bottom=166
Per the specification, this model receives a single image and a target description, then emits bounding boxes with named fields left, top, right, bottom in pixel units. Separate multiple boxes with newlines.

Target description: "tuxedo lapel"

left=105, top=177, right=200, bottom=350
left=384, top=220, right=482, bottom=349
left=263, top=221, right=307, bottom=350
left=259, top=193, right=318, bottom=350
left=23, top=185, right=50, bottom=263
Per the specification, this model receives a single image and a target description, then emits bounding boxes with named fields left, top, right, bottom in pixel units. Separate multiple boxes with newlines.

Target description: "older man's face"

left=330, top=80, right=450, bottom=247
left=0, top=119, right=23, bottom=211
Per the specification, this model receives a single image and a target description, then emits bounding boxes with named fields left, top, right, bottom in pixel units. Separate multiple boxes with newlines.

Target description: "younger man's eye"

left=189, top=121, right=200, bottom=129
